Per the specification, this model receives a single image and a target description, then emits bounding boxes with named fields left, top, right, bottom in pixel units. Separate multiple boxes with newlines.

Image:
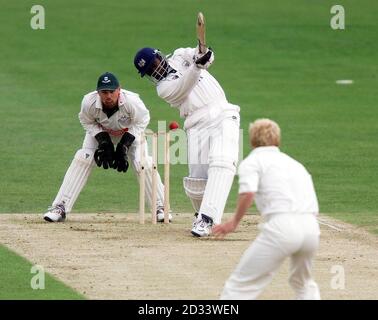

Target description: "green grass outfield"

left=0, top=0, right=377, bottom=298
left=0, top=245, right=84, bottom=299
left=1, top=0, right=377, bottom=222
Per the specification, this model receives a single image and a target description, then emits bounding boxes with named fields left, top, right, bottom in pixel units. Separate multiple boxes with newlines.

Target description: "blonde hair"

left=249, top=118, right=281, bottom=148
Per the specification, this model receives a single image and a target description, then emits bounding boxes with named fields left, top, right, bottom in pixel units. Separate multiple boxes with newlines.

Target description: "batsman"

left=134, top=13, right=240, bottom=237
left=43, top=72, right=171, bottom=223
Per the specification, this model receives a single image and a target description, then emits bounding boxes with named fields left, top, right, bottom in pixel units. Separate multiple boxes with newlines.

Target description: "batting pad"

left=52, top=149, right=94, bottom=213
left=183, top=177, right=207, bottom=213
left=199, top=166, right=235, bottom=224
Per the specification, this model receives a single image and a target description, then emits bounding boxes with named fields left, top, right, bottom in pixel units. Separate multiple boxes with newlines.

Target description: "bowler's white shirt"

left=238, top=146, right=319, bottom=216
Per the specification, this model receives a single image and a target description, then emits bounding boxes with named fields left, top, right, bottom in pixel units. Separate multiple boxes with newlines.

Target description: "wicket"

left=139, top=131, right=170, bottom=224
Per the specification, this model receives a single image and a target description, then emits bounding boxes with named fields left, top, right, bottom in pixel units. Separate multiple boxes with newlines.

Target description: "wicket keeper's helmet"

left=134, top=47, right=159, bottom=77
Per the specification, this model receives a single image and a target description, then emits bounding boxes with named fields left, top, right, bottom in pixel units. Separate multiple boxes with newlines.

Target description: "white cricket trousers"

left=221, top=213, right=321, bottom=300
left=186, top=109, right=240, bottom=223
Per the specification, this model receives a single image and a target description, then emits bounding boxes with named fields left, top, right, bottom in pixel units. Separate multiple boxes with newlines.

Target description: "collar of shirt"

left=95, top=91, right=126, bottom=109
left=251, top=146, right=280, bottom=155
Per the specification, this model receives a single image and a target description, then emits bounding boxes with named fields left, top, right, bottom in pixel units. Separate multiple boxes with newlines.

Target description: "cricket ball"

left=169, top=121, right=179, bottom=130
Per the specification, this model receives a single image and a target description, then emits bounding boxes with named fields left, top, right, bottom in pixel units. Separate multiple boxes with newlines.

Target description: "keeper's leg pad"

left=199, top=159, right=236, bottom=224
left=52, top=149, right=95, bottom=213
left=183, top=177, right=207, bottom=213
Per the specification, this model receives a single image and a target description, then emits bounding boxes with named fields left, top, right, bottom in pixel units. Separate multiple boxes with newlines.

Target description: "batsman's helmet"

left=134, top=47, right=172, bottom=84
left=134, top=47, right=159, bottom=77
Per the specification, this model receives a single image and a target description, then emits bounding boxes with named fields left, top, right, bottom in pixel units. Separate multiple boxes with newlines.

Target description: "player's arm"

left=126, top=94, right=150, bottom=141
left=175, top=46, right=214, bottom=69
left=157, top=47, right=199, bottom=105
left=212, top=193, right=254, bottom=238
left=78, top=96, right=103, bottom=137
left=158, top=47, right=213, bottom=105
left=78, top=96, right=116, bottom=169
left=157, top=63, right=201, bottom=105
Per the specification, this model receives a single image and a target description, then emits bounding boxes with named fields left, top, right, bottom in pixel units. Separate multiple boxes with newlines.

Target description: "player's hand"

left=212, top=217, right=238, bottom=239
left=113, top=144, right=130, bottom=172
left=195, top=48, right=214, bottom=69
left=112, top=132, right=135, bottom=173
left=94, top=132, right=115, bottom=169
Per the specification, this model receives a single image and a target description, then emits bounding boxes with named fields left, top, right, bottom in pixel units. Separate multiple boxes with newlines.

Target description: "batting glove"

left=195, top=48, right=214, bottom=69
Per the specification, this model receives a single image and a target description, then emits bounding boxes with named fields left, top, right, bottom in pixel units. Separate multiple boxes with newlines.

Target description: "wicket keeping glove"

left=94, top=132, right=115, bottom=169
left=112, top=132, right=135, bottom=173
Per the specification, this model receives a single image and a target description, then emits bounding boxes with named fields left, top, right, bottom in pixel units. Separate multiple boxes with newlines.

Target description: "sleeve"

left=126, top=95, right=150, bottom=143
left=157, top=48, right=202, bottom=106
left=157, top=64, right=201, bottom=106
left=78, top=96, right=103, bottom=137
left=174, top=46, right=210, bottom=61
left=238, top=156, right=260, bottom=194
left=173, top=47, right=197, bottom=61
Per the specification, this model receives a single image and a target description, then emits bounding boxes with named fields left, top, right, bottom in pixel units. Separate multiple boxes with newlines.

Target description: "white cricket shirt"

left=78, top=89, right=150, bottom=141
left=238, top=146, right=319, bottom=216
left=157, top=47, right=239, bottom=129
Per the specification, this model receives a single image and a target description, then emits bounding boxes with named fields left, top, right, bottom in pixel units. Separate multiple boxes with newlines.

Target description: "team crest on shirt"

left=118, top=115, right=129, bottom=124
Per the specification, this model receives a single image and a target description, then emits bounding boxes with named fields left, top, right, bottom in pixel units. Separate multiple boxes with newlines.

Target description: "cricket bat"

left=197, top=12, right=207, bottom=54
